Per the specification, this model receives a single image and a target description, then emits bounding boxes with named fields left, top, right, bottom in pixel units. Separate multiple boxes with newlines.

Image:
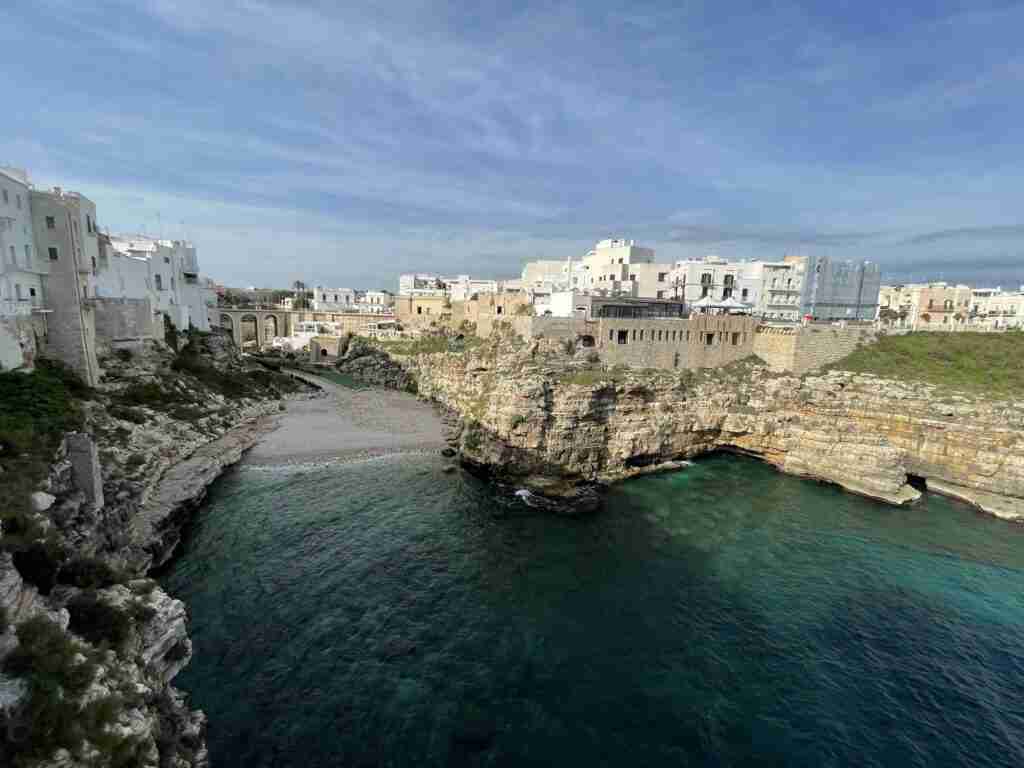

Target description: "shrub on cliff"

left=66, top=593, right=137, bottom=650
left=59, top=557, right=126, bottom=589
left=1, top=616, right=142, bottom=766
left=0, top=360, right=85, bottom=521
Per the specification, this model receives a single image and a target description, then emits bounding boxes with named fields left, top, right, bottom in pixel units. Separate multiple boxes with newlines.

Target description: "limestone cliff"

left=342, top=335, right=1024, bottom=520
left=1, top=332, right=304, bottom=767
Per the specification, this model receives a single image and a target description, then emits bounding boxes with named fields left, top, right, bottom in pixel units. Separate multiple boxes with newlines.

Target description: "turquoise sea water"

left=162, top=453, right=1024, bottom=767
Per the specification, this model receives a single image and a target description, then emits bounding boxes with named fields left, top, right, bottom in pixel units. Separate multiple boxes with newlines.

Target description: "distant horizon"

left=6, top=1, right=1022, bottom=289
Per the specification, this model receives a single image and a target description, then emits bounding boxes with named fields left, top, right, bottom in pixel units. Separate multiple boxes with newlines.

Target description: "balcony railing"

left=0, top=299, right=34, bottom=317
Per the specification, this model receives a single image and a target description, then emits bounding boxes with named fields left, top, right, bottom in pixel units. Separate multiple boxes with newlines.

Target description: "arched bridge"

left=214, top=307, right=392, bottom=351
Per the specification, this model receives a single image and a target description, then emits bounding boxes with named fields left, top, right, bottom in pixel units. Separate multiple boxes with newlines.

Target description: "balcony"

left=0, top=299, right=34, bottom=317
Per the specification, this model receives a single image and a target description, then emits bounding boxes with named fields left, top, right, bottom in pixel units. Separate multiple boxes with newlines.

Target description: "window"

left=48, top=247, right=59, bottom=260
left=496, top=305, right=503, bottom=315
left=701, top=272, right=712, bottom=285
left=29, top=287, right=36, bottom=298
left=656, top=290, right=664, bottom=299
left=704, top=332, right=714, bottom=345
left=632, top=329, right=637, bottom=341
left=639, top=329, right=644, bottom=340
left=657, top=330, right=662, bottom=341
left=16, top=194, right=21, bottom=210
left=2, top=189, right=7, bottom=204
left=741, top=288, right=749, bottom=300
left=701, top=286, right=710, bottom=298
left=163, top=256, right=170, bottom=264
left=617, top=330, right=628, bottom=344
left=25, top=245, right=31, bottom=264
left=8, top=245, right=14, bottom=265
left=417, top=306, right=422, bottom=314
left=46, top=216, right=56, bottom=229
left=155, top=274, right=163, bottom=290
left=609, top=329, right=614, bottom=341
left=732, top=332, right=740, bottom=345
left=658, top=272, right=667, bottom=282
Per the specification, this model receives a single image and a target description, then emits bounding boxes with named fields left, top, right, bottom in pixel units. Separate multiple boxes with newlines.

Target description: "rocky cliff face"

left=348, top=335, right=1024, bottom=520
left=1, top=332, right=305, bottom=767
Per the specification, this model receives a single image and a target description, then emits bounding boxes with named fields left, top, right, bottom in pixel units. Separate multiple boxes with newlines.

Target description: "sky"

left=4, top=0, right=1023, bottom=289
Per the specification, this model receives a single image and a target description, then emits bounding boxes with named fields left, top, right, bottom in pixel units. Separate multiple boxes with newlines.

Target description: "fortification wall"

left=754, top=323, right=877, bottom=374
left=93, top=298, right=159, bottom=348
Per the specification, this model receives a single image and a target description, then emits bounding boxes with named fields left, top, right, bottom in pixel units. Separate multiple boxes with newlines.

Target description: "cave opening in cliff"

left=907, top=474, right=928, bottom=492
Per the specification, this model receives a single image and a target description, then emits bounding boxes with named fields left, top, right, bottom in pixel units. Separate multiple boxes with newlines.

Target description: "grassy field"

left=827, top=331, right=1024, bottom=397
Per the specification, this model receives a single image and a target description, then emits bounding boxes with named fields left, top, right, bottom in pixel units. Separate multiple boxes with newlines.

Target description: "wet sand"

left=245, top=373, right=448, bottom=466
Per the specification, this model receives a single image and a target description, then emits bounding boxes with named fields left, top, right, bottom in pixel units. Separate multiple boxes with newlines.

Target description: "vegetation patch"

left=66, top=592, right=155, bottom=651
left=0, top=360, right=86, bottom=525
left=825, top=331, right=1024, bottom=397
left=1, top=616, right=143, bottom=767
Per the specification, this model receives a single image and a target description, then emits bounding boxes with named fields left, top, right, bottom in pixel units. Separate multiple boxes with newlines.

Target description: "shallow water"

left=162, top=453, right=1024, bottom=767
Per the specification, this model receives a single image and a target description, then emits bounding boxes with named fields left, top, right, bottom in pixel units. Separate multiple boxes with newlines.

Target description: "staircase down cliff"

left=340, top=335, right=1024, bottom=520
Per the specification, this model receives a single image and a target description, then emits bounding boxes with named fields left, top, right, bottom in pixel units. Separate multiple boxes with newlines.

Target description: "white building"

left=312, top=286, right=356, bottom=311
left=398, top=273, right=446, bottom=297
left=355, top=289, right=394, bottom=314
left=445, top=275, right=499, bottom=302
left=521, top=259, right=587, bottom=294
left=0, top=167, right=46, bottom=316
left=578, top=238, right=673, bottom=299
left=95, top=234, right=211, bottom=331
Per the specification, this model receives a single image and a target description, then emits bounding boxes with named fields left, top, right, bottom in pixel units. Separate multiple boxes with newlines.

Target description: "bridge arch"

left=263, top=314, right=280, bottom=340
left=240, top=314, right=259, bottom=350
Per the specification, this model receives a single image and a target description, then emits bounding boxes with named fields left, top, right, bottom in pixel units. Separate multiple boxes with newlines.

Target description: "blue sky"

left=4, top=0, right=1023, bottom=289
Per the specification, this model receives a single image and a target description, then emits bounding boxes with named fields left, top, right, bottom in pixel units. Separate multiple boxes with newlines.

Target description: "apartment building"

left=970, top=286, right=1024, bottom=329
left=577, top=238, right=673, bottom=299
left=798, top=254, right=881, bottom=321
left=878, top=282, right=974, bottom=330
left=0, top=167, right=45, bottom=316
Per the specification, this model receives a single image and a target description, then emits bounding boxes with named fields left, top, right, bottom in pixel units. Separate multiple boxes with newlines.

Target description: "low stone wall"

left=93, top=298, right=160, bottom=349
left=753, top=323, right=877, bottom=374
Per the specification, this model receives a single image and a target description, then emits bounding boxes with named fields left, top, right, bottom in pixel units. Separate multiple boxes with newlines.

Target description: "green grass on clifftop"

left=827, top=331, right=1024, bottom=398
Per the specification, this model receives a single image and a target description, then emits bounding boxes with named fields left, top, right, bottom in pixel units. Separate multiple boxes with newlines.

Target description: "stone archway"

left=240, top=314, right=259, bottom=350
left=263, top=314, right=279, bottom=340
left=219, top=314, right=234, bottom=332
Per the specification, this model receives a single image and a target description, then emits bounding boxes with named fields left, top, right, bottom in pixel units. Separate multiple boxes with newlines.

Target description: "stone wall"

left=93, top=297, right=160, bottom=349
left=593, top=315, right=756, bottom=370
left=753, top=323, right=877, bottom=374
left=0, top=315, right=43, bottom=372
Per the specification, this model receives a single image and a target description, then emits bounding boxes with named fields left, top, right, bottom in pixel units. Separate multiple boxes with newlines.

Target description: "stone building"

left=312, top=287, right=357, bottom=311
left=29, top=187, right=101, bottom=385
